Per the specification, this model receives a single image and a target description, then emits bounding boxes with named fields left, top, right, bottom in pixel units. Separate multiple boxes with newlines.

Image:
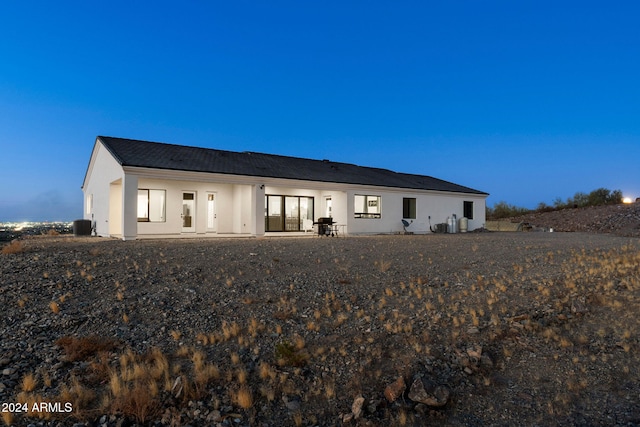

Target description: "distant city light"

left=0, top=221, right=74, bottom=242
left=622, top=197, right=633, bottom=204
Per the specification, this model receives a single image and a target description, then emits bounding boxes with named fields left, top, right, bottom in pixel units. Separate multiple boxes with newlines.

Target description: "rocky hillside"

left=507, top=203, right=640, bottom=237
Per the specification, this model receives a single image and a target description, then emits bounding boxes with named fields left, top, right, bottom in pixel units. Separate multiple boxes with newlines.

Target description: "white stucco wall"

left=261, top=183, right=486, bottom=235
left=82, top=141, right=127, bottom=237
left=319, top=190, right=348, bottom=229
left=233, top=184, right=253, bottom=234
left=344, top=187, right=486, bottom=235
left=108, top=181, right=122, bottom=236
left=134, top=178, right=255, bottom=237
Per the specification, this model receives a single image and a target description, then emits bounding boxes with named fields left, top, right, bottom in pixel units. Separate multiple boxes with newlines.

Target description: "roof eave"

left=121, top=164, right=488, bottom=196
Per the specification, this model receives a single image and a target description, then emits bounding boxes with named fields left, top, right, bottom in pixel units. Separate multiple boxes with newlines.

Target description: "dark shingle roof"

left=97, top=136, right=488, bottom=195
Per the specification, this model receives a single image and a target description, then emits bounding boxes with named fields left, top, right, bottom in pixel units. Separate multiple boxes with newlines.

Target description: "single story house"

left=82, top=136, right=488, bottom=240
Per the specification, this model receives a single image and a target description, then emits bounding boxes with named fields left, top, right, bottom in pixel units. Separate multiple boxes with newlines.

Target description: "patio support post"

left=252, top=184, right=265, bottom=236
left=121, top=173, right=138, bottom=241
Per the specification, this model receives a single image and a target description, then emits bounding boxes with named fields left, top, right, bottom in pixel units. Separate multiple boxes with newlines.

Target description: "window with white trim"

left=354, top=194, right=381, bottom=218
left=138, top=189, right=166, bottom=222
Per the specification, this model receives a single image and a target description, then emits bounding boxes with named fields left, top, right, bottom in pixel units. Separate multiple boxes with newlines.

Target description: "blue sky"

left=1, top=1, right=639, bottom=221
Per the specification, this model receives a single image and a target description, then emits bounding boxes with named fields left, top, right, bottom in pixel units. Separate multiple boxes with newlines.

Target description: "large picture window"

left=403, top=198, right=416, bottom=219
left=354, top=194, right=381, bottom=219
left=138, top=189, right=166, bottom=222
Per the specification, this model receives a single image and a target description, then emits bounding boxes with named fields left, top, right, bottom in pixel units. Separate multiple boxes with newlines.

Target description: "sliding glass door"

left=285, top=197, right=299, bottom=231
left=266, top=195, right=283, bottom=231
left=265, top=195, right=314, bottom=231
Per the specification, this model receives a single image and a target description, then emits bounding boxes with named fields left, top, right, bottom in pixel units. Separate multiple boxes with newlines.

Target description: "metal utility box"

left=73, top=219, right=92, bottom=236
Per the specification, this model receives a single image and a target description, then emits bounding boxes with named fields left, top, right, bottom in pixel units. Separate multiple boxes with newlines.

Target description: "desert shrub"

left=486, top=201, right=530, bottom=219
left=275, top=340, right=308, bottom=367
left=536, top=202, right=555, bottom=213
left=555, top=188, right=623, bottom=209
left=2, top=240, right=25, bottom=254
left=570, top=191, right=590, bottom=208
left=588, top=188, right=622, bottom=206
left=55, top=336, right=119, bottom=362
left=489, top=187, right=624, bottom=218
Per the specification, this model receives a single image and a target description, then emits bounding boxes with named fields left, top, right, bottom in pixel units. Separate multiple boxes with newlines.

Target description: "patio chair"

left=303, top=219, right=314, bottom=233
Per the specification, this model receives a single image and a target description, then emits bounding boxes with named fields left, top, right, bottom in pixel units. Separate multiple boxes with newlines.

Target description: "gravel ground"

left=1, top=232, right=640, bottom=426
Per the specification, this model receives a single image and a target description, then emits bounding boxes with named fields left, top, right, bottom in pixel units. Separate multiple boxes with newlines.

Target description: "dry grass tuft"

left=234, top=386, right=254, bottom=409
left=259, top=362, right=277, bottom=381
left=106, top=347, right=177, bottom=422
left=1, top=410, right=13, bottom=426
left=236, top=368, right=248, bottom=384
left=59, top=375, right=97, bottom=413
left=230, top=352, right=241, bottom=365
left=21, top=373, right=37, bottom=392
left=221, top=321, right=241, bottom=340
left=324, top=379, right=336, bottom=399
left=49, top=301, right=60, bottom=314
left=242, top=296, right=258, bottom=304
left=375, top=258, right=392, bottom=272
left=110, top=377, right=161, bottom=424
left=145, top=348, right=170, bottom=381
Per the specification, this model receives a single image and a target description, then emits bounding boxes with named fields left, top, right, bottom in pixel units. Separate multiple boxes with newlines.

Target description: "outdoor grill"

left=315, top=217, right=335, bottom=236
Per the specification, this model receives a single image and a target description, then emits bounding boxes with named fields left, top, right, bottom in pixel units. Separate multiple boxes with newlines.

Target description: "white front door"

left=206, top=193, right=217, bottom=232
left=325, top=196, right=332, bottom=218
left=182, top=192, right=196, bottom=233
